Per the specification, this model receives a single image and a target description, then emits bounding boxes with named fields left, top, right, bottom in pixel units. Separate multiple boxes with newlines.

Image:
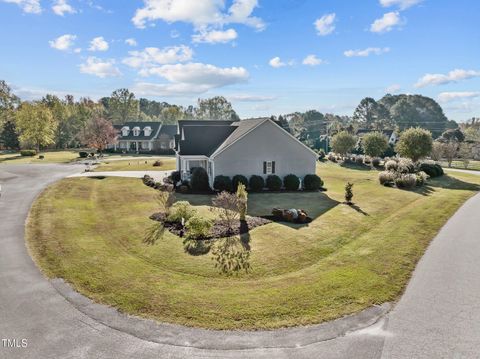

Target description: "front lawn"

left=440, top=160, right=480, bottom=171
left=92, top=157, right=176, bottom=172
left=26, top=162, right=480, bottom=330
left=0, top=150, right=81, bottom=164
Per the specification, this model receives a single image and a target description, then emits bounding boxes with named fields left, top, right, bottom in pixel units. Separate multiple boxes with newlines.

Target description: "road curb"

left=51, top=278, right=391, bottom=350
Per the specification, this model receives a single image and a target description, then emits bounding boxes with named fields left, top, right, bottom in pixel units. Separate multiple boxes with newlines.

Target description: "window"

left=132, top=127, right=140, bottom=136
left=263, top=161, right=275, bottom=174
left=121, top=127, right=129, bottom=137
left=144, top=127, right=152, bottom=136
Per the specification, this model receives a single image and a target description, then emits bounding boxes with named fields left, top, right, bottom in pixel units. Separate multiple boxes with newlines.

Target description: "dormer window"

left=132, top=126, right=140, bottom=136
left=121, top=126, right=130, bottom=137
left=144, top=126, right=152, bottom=136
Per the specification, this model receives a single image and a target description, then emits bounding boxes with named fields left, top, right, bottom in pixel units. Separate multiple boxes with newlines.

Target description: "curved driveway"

left=0, top=164, right=479, bottom=358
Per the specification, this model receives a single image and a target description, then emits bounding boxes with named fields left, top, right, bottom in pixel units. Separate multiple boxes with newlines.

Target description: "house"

left=356, top=129, right=398, bottom=145
left=175, top=118, right=318, bottom=187
left=112, top=122, right=177, bottom=153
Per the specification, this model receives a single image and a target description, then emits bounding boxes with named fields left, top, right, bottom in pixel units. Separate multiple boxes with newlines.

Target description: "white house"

left=356, top=129, right=398, bottom=145
left=175, top=118, right=318, bottom=187
left=112, top=122, right=177, bottom=153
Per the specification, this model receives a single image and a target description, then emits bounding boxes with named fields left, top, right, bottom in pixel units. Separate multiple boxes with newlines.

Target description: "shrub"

left=416, top=171, right=428, bottom=186
left=213, top=175, right=232, bottom=192
left=232, top=175, right=248, bottom=191
left=395, top=127, right=433, bottom=162
left=394, top=174, right=417, bottom=189
left=345, top=182, right=354, bottom=204
left=170, top=170, right=181, bottom=184
left=168, top=201, right=196, bottom=223
left=397, top=158, right=415, bottom=173
left=372, top=157, right=381, bottom=167
left=38, top=155, right=44, bottom=160
left=317, top=149, right=326, bottom=160
left=363, top=156, right=372, bottom=165
left=283, top=174, right=300, bottom=191
left=142, top=174, right=155, bottom=187
left=190, top=167, right=210, bottom=191
left=355, top=155, right=364, bottom=164
left=266, top=175, right=282, bottom=191
left=153, top=160, right=163, bottom=167
left=327, top=153, right=337, bottom=162
left=303, top=174, right=323, bottom=190
left=420, top=162, right=444, bottom=178
left=249, top=175, right=264, bottom=192
left=20, top=150, right=36, bottom=156
left=385, top=160, right=398, bottom=171
left=185, top=215, right=212, bottom=240
left=378, top=171, right=395, bottom=186
left=79, top=151, right=88, bottom=158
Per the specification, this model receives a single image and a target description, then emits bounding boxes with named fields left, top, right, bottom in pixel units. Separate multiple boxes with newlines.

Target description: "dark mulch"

left=149, top=212, right=271, bottom=239
left=261, top=215, right=313, bottom=224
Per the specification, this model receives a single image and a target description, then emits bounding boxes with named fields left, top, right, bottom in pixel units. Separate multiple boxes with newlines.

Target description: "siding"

left=212, top=120, right=317, bottom=178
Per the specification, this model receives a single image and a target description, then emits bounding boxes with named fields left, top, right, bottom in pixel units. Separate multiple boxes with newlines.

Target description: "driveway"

left=68, top=170, right=172, bottom=182
left=0, top=164, right=479, bottom=358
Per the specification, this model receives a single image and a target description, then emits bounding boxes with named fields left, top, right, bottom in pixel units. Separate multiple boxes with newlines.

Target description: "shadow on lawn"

left=340, top=161, right=372, bottom=171
left=413, top=175, right=480, bottom=196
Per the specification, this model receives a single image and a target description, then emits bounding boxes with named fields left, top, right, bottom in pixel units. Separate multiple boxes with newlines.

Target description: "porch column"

left=136, top=141, right=138, bottom=152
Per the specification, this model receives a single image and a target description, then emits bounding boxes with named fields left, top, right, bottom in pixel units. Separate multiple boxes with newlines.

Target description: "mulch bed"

left=149, top=212, right=271, bottom=239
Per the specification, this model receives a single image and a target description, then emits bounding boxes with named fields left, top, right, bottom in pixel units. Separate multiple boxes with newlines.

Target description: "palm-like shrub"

left=167, top=201, right=196, bottom=223
left=185, top=215, right=212, bottom=240
left=232, top=175, right=248, bottom=191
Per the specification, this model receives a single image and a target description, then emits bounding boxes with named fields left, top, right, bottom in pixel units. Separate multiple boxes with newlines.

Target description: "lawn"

left=26, top=162, right=480, bottom=330
left=92, top=157, right=176, bottom=172
left=440, top=160, right=480, bottom=171
left=0, top=150, right=81, bottom=164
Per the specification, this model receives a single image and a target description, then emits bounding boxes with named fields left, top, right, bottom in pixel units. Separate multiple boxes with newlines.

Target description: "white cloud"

left=132, top=0, right=265, bottom=30
left=123, top=45, right=193, bottom=68
left=386, top=84, right=401, bottom=93
left=370, top=11, right=402, bottom=33
left=125, top=38, right=137, bottom=46
left=314, top=13, right=336, bottom=36
left=88, top=36, right=109, bottom=52
left=192, top=28, right=237, bottom=44
left=228, top=94, right=276, bottom=102
left=74, top=48, right=82, bottom=53
left=438, top=92, right=480, bottom=103
left=302, top=55, right=325, bottom=66
left=2, top=0, right=41, bottom=14
left=132, top=62, right=248, bottom=97
left=269, top=57, right=286, bottom=68
left=344, top=47, right=390, bottom=57
left=415, top=69, right=480, bottom=88
left=79, top=57, right=121, bottom=78
left=52, top=0, right=76, bottom=16
left=380, top=0, right=423, bottom=10
left=49, top=34, right=77, bottom=51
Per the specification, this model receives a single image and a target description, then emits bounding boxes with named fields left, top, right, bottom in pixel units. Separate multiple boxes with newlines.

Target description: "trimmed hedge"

left=232, top=175, right=248, bottom=191
left=190, top=167, right=210, bottom=191
left=283, top=174, right=300, bottom=191
left=266, top=175, right=282, bottom=191
left=20, top=150, right=36, bottom=156
left=420, top=163, right=444, bottom=178
left=79, top=151, right=89, bottom=158
left=303, top=174, right=323, bottom=190
left=213, top=175, right=232, bottom=192
left=249, top=175, right=265, bottom=192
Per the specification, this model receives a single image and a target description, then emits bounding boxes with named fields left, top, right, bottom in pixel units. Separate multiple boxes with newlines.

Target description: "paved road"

left=0, top=164, right=479, bottom=358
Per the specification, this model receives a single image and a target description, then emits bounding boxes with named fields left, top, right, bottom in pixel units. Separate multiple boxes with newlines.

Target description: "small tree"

left=236, top=183, right=248, bottom=221
left=458, top=143, right=471, bottom=169
left=82, top=117, right=117, bottom=153
left=395, top=127, right=433, bottom=162
left=345, top=182, right=354, bottom=204
left=361, top=132, right=389, bottom=158
left=331, top=131, right=357, bottom=157
left=430, top=142, right=444, bottom=161
left=442, top=141, right=458, bottom=168
left=211, top=191, right=240, bottom=234
left=0, top=119, right=19, bottom=149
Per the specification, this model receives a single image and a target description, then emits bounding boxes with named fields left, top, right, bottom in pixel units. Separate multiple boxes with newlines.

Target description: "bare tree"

left=442, top=141, right=458, bottom=168
left=210, top=191, right=240, bottom=234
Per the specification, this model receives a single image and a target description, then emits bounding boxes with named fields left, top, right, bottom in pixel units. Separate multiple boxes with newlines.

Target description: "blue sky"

left=1, top=0, right=479, bottom=121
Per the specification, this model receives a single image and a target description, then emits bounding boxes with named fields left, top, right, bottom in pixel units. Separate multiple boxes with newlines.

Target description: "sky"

left=0, top=0, right=479, bottom=122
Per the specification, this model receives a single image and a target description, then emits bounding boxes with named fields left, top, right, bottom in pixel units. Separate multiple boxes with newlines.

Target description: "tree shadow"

left=239, top=220, right=251, bottom=250
left=427, top=174, right=480, bottom=191
left=211, top=236, right=251, bottom=275
left=340, top=161, right=372, bottom=171
left=345, top=203, right=369, bottom=216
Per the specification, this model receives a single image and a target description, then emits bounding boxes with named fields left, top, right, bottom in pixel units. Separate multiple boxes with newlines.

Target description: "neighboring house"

left=356, top=129, right=398, bottom=145
left=111, top=122, right=176, bottom=153
left=175, top=118, right=318, bottom=187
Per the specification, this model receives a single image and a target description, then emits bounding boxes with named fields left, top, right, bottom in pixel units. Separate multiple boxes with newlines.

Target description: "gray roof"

left=117, top=121, right=162, bottom=141
left=158, top=124, right=177, bottom=137
left=178, top=125, right=236, bottom=156
left=356, top=129, right=394, bottom=137
left=177, top=120, right=235, bottom=136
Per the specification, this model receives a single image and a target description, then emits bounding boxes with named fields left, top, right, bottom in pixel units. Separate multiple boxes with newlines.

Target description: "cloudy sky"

left=1, top=0, right=479, bottom=121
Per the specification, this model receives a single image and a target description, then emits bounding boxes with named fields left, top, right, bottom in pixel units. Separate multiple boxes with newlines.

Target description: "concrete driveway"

left=0, top=164, right=479, bottom=358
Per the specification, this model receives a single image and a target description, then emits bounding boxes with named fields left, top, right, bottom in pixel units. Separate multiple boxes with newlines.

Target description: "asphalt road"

left=0, top=164, right=479, bottom=359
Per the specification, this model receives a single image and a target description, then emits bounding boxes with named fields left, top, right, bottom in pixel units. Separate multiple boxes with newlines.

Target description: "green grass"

left=92, top=158, right=176, bottom=172
left=440, top=160, right=480, bottom=171
left=26, top=162, right=480, bottom=330
left=0, top=150, right=81, bottom=164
